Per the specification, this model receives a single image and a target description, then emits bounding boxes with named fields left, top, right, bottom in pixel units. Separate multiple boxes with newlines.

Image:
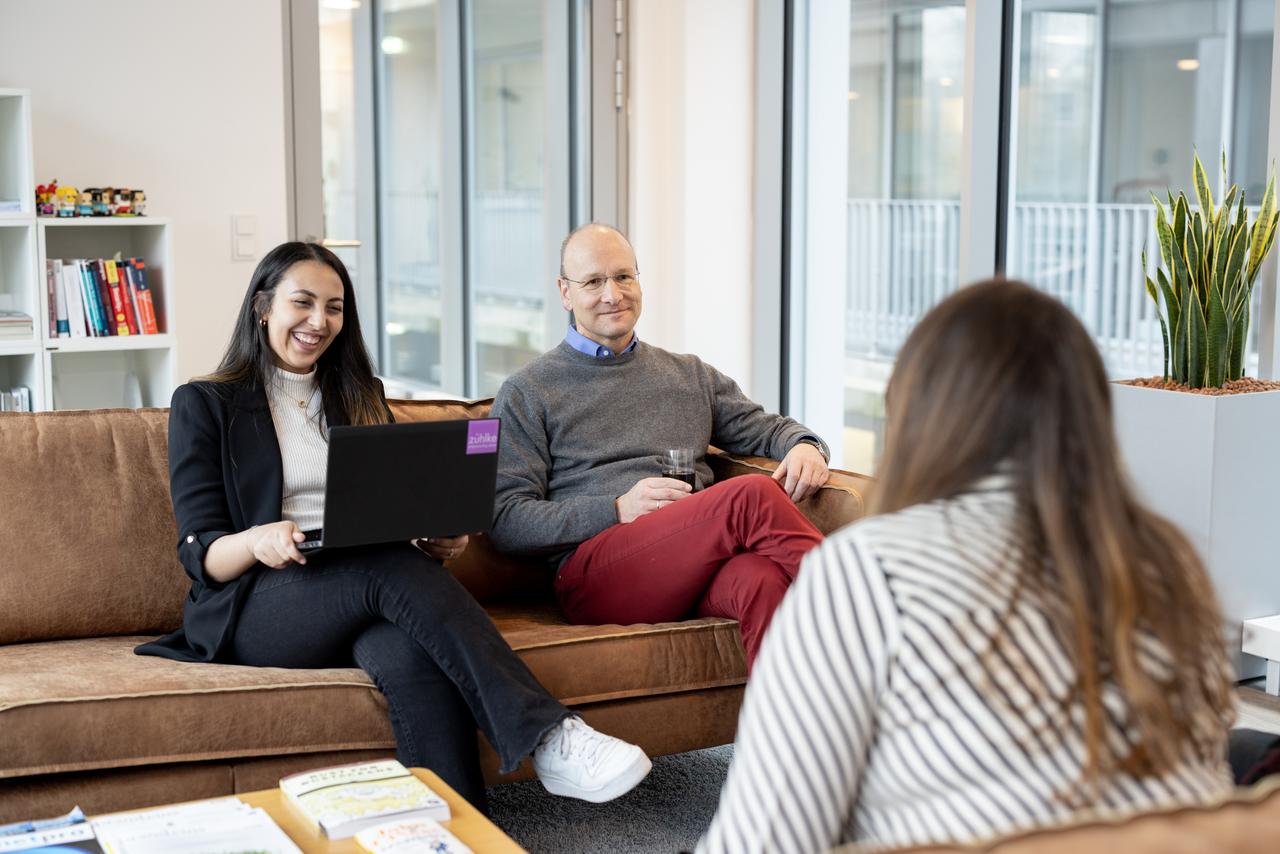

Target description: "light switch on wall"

left=232, top=214, right=258, bottom=261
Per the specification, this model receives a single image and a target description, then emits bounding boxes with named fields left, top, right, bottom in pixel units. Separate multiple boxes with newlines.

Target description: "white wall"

left=629, top=0, right=757, bottom=395
left=0, top=0, right=290, bottom=385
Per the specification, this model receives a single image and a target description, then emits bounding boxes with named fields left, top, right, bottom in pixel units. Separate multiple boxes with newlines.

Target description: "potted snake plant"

left=1113, top=151, right=1280, bottom=678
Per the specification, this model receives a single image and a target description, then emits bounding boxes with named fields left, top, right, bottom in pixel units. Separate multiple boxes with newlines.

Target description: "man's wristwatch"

left=796, top=437, right=830, bottom=463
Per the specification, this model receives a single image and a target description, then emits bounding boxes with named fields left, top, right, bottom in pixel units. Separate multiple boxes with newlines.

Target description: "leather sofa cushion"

left=0, top=605, right=746, bottom=778
left=0, top=400, right=549, bottom=645
left=873, top=776, right=1280, bottom=854
left=0, top=401, right=872, bottom=644
left=0, top=409, right=188, bottom=645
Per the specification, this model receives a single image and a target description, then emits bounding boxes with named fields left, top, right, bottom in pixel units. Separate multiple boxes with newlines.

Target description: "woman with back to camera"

left=698, top=279, right=1234, bottom=853
left=136, top=242, right=650, bottom=812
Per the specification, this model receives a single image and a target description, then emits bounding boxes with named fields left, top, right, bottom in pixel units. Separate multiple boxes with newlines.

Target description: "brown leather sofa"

left=872, top=775, right=1280, bottom=854
left=0, top=399, right=871, bottom=821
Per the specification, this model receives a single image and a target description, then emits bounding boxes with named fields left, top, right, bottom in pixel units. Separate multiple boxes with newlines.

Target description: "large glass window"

left=318, top=2, right=378, bottom=358
left=1006, top=0, right=1275, bottom=379
left=797, top=0, right=1278, bottom=473
left=378, top=0, right=445, bottom=386
left=843, top=0, right=966, bottom=473
left=468, top=0, right=549, bottom=397
left=313, top=0, right=584, bottom=397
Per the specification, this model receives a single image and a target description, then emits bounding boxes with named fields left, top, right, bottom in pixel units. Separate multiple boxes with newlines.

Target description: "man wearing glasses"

left=489, top=223, right=830, bottom=671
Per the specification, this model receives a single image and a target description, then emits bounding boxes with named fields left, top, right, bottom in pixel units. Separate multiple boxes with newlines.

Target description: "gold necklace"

left=275, top=375, right=318, bottom=410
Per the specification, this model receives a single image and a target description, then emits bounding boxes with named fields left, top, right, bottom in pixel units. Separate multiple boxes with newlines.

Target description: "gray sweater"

left=489, top=340, right=822, bottom=561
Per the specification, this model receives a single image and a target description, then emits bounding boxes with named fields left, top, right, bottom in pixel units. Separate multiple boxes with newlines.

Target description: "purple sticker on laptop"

left=466, top=419, right=500, bottom=455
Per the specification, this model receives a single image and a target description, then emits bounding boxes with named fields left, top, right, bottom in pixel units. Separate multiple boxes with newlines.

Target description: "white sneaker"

left=532, top=716, right=652, bottom=803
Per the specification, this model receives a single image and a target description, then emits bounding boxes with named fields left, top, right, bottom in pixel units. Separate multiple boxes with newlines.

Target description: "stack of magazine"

left=0, top=800, right=300, bottom=854
left=0, top=310, right=32, bottom=340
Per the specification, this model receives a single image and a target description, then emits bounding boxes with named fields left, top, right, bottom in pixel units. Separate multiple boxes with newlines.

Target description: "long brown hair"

left=200, top=242, right=388, bottom=426
left=874, top=279, right=1232, bottom=785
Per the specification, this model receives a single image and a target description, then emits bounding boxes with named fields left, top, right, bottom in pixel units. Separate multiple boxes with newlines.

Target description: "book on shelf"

left=109, top=260, right=139, bottom=335
left=126, top=258, right=159, bottom=335
left=46, top=259, right=68, bottom=336
left=77, top=261, right=105, bottom=336
left=59, top=262, right=87, bottom=339
left=355, top=817, right=473, bottom=854
left=48, top=258, right=160, bottom=338
left=279, top=759, right=450, bottom=840
left=0, top=311, right=33, bottom=340
left=0, top=387, right=32, bottom=412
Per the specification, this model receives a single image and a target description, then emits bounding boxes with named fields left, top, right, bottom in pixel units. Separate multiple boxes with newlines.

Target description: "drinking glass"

left=661, top=448, right=697, bottom=489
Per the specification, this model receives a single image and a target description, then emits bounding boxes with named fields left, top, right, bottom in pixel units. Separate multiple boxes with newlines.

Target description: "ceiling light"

left=381, top=36, right=408, bottom=55
left=848, top=91, right=861, bottom=101
left=1177, top=58, right=1201, bottom=71
left=938, top=77, right=954, bottom=87
left=1046, top=67, right=1061, bottom=78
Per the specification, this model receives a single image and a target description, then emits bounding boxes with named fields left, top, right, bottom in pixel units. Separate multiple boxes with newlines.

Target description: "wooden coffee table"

left=101, top=767, right=525, bottom=853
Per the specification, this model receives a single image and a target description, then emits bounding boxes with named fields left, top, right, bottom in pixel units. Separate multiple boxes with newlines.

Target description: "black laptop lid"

left=319, top=418, right=501, bottom=549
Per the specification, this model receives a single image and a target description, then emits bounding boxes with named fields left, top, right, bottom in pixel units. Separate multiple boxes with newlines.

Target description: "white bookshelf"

left=0, top=89, right=34, bottom=220
left=0, top=88, right=174, bottom=411
left=39, top=218, right=174, bottom=409
left=0, top=89, right=40, bottom=409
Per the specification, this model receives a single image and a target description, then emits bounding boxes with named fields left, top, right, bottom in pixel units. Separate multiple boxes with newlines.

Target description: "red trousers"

left=555, top=474, right=824, bottom=670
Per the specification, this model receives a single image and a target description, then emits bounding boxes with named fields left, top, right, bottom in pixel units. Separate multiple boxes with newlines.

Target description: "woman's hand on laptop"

left=247, top=521, right=308, bottom=569
left=413, top=534, right=470, bottom=563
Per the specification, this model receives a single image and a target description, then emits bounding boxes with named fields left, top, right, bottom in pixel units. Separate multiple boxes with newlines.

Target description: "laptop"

left=297, top=417, right=501, bottom=553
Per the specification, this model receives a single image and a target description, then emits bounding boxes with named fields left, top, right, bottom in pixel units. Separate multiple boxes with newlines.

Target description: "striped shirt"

left=698, top=475, right=1231, bottom=854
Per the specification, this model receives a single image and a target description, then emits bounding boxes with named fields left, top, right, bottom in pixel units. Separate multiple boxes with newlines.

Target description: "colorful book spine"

left=60, top=262, right=86, bottom=337
left=48, top=259, right=69, bottom=337
left=116, top=261, right=140, bottom=335
left=103, top=260, right=130, bottom=335
left=45, top=259, right=56, bottom=336
left=78, top=261, right=104, bottom=336
left=129, top=258, right=159, bottom=334
left=92, top=260, right=115, bottom=336
left=125, top=264, right=142, bottom=334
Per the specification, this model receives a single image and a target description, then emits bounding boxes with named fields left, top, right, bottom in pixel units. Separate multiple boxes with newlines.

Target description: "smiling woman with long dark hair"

left=136, top=242, right=651, bottom=812
left=699, top=279, right=1234, bottom=853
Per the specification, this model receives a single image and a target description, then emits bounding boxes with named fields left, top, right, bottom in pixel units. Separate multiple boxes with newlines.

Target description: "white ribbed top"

left=266, top=366, right=327, bottom=532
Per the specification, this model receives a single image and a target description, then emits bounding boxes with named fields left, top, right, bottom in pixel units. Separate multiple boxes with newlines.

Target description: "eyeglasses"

left=561, top=272, right=640, bottom=293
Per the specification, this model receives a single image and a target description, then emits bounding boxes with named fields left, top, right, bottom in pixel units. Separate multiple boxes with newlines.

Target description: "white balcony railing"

left=848, top=199, right=1263, bottom=380
left=379, top=192, right=1262, bottom=384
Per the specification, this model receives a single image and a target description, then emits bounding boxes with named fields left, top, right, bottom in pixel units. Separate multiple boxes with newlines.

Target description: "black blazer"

left=136, top=377, right=376, bottom=663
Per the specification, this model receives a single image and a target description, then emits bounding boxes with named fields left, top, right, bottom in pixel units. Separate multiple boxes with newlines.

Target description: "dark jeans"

left=231, top=542, right=569, bottom=811
left=1229, top=728, right=1280, bottom=785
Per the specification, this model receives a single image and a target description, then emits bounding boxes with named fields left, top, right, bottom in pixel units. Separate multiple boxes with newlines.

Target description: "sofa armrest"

left=858, top=776, right=1280, bottom=853
left=705, top=448, right=874, bottom=536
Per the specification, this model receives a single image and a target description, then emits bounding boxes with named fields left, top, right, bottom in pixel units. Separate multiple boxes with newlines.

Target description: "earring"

left=260, top=318, right=267, bottom=327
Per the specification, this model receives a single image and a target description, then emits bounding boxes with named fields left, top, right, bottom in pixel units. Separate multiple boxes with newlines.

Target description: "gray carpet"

left=486, top=745, right=733, bottom=853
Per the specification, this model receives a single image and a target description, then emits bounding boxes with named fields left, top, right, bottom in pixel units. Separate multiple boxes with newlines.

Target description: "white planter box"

left=1112, top=383, right=1280, bottom=678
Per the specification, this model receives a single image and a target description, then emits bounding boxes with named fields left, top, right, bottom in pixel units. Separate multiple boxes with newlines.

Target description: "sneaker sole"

left=539, top=750, right=653, bottom=803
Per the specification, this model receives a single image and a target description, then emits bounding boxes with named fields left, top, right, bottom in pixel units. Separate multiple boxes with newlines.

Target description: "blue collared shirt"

left=565, top=323, right=638, bottom=358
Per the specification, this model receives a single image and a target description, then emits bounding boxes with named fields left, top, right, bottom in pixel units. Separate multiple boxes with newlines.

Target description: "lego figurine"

left=35, top=181, right=58, bottom=216
left=77, top=188, right=94, bottom=218
left=112, top=187, right=133, bottom=216
left=92, top=188, right=110, bottom=217
left=54, top=185, right=79, bottom=217
left=130, top=189, right=146, bottom=216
